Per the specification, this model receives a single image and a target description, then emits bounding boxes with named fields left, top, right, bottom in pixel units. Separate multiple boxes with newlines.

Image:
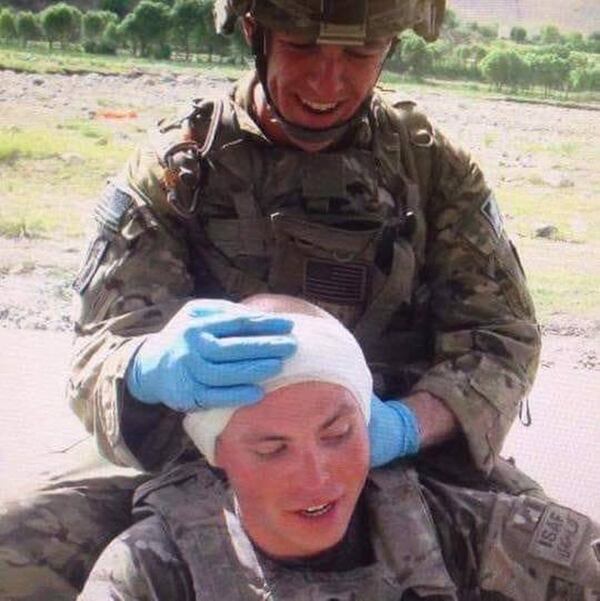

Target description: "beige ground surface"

left=0, top=328, right=598, bottom=521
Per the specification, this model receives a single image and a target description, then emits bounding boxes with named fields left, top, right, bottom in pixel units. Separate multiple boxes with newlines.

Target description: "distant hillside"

left=450, top=0, right=600, bottom=35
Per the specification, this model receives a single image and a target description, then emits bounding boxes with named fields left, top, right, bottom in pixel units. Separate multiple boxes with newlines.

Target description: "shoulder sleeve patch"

left=528, top=504, right=590, bottom=569
left=480, top=192, right=504, bottom=238
left=72, top=236, right=109, bottom=295
left=94, top=183, right=133, bottom=235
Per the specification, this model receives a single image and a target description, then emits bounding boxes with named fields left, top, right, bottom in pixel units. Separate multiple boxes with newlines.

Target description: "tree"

left=83, top=10, right=117, bottom=44
left=191, top=0, right=224, bottom=62
left=40, top=3, right=82, bottom=50
left=510, top=26, right=527, bottom=44
left=0, top=8, right=17, bottom=43
left=399, top=30, right=432, bottom=77
left=540, top=24, right=563, bottom=45
left=588, top=31, right=600, bottom=54
left=120, top=0, right=171, bottom=57
left=481, top=48, right=529, bottom=91
left=171, top=0, right=203, bottom=59
left=100, top=0, right=132, bottom=19
left=525, top=51, right=571, bottom=95
left=15, top=11, right=41, bottom=47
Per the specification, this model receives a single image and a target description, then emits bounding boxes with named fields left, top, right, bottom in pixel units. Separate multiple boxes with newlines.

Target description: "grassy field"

left=1, top=47, right=599, bottom=324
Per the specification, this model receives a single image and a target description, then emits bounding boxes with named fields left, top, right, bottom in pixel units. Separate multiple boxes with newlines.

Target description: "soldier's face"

left=215, top=381, right=369, bottom=559
left=264, top=30, right=392, bottom=132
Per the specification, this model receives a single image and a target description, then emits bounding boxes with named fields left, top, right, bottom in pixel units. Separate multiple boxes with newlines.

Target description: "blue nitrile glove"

left=368, top=394, right=421, bottom=467
left=126, top=299, right=297, bottom=412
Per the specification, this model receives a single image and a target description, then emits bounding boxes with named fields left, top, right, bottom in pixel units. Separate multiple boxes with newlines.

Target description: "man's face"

left=215, top=381, right=369, bottom=559
left=265, top=30, right=392, bottom=132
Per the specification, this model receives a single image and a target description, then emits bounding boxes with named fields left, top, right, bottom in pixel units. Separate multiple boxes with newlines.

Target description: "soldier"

left=79, top=296, right=599, bottom=601
left=0, top=0, right=541, bottom=599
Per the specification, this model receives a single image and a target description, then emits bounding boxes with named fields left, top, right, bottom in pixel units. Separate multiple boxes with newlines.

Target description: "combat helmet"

left=215, top=0, right=446, bottom=44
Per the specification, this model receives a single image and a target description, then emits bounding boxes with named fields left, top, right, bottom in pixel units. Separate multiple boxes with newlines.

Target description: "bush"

left=152, top=42, right=172, bottom=60
left=83, top=39, right=117, bottom=54
left=510, top=26, right=527, bottom=44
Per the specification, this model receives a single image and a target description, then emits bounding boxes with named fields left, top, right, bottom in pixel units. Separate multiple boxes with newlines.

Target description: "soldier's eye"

left=253, top=442, right=287, bottom=458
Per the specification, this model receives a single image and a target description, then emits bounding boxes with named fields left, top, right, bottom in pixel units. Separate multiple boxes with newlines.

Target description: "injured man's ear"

left=183, top=295, right=372, bottom=559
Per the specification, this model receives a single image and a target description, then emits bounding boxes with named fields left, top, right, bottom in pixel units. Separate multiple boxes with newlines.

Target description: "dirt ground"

left=0, top=70, right=599, bottom=520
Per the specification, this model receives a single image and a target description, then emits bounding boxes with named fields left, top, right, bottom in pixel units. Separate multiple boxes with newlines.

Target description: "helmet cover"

left=214, top=0, right=446, bottom=43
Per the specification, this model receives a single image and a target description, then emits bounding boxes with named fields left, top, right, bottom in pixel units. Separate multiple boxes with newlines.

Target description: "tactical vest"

left=150, top=92, right=436, bottom=398
left=133, top=461, right=458, bottom=601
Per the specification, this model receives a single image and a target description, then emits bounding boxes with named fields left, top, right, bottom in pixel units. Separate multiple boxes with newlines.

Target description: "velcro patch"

left=72, top=237, right=109, bottom=295
left=481, top=192, right=504, bottom=238
left=304, top=259, right=368, bottom=305
left=528, top=504, right=589, bottom=568
left=94, top=184, right=132, bottom=234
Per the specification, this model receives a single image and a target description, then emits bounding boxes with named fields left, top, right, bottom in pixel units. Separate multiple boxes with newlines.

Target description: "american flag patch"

left=304, top=259, right=368, bottom=305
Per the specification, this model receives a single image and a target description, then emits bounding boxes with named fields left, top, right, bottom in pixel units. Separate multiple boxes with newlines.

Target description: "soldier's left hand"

left=368, top=394, right=421, bottom=467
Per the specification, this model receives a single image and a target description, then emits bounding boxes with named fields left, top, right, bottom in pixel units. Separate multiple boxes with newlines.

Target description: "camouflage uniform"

left=78, top=459, right=600, bottom=601
left=0, top=73, right=540, bottom=599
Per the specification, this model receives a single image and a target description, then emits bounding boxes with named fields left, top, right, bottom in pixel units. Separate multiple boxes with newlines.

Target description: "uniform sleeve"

left=422, top=478, right=600, bottom=600
left=78, top=519, right=193, bottom=601
left=413, top=129, right=541, bottom=472
left=68, top=142, right=197, bottom=471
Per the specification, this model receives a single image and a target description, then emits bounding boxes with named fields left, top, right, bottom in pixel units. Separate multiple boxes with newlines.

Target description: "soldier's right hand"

left=126, top=299, right=297, bottom=412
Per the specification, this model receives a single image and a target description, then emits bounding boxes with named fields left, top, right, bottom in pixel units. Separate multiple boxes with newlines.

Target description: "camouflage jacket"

left=68, top=73, right=541, bottom=473
left=78, top=460, right=600, bottom=601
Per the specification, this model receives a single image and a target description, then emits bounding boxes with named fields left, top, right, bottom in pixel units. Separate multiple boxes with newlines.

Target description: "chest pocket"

left=198, top=144, right=419, bottom=337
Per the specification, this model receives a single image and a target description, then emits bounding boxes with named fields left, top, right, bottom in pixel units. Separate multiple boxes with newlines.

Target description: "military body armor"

left=147, top=90, right=435, bottom=399
left=133, top=461, right=458, bottom=601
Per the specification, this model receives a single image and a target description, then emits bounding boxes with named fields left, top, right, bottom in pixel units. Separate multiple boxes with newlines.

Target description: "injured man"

left=79, top=295, right=600, bottom=601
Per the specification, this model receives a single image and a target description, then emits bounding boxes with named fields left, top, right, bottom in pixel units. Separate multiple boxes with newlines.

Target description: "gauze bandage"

left=183, top=312, right=372, bottom=465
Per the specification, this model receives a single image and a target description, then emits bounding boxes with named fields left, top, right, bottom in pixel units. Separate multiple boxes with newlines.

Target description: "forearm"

left=403, top=390, right=459, bottom=450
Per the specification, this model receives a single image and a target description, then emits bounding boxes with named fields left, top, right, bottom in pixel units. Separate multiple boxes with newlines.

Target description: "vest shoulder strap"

left=372, top=93, right=436, bottom=209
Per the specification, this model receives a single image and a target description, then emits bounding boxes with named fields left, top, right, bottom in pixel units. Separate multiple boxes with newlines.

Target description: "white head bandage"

left=183, top=312, right=372, bottom=465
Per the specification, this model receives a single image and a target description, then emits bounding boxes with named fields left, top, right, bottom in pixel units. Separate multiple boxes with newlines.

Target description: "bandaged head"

left=184, top=302, right=372, bottom=465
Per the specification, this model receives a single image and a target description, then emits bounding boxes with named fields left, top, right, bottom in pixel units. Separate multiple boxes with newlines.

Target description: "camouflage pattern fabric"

left=0, top=439, right=148, bottom=601
left=78, top=460, right=600, bottom=600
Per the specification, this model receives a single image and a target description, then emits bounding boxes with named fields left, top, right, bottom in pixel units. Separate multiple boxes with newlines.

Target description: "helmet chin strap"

left=252, top=26, right=380, bottom=146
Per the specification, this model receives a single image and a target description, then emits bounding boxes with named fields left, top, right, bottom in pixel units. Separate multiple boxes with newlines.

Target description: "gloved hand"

left=368, top=394, right=421, bottom=467
left=126, top=299, right=297, bottom=412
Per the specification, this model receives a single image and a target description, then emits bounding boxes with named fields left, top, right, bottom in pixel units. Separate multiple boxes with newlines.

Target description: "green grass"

left=0, top=120, right=131, bottom=238
left=527, top=269, right=600, bottom=320
left=0, top=44, right=248, bottom=79
left=500, top=186, right=600, bottom=244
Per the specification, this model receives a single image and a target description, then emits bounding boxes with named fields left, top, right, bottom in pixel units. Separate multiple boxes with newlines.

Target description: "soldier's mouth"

left=299, top=97, right=340, bottom=114
left=298, top=501, right=335, bottom=517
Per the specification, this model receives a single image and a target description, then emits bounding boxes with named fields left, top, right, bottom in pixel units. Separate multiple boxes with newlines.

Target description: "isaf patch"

left=481, top=192, right=504, bottom=238
left=529, top=504, right=589, bottom=568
